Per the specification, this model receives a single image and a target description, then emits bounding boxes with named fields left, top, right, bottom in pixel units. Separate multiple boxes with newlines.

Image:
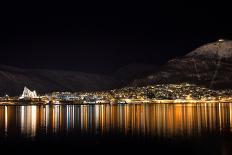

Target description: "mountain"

left=0, top=65, right=121, bottom=96
left=0, top=63, right=157, bottom=96
left=1, top=39, right=232, bottom=96
left=187, top=39, right=232, bottom=59
left=132, top=40, right=232, bottom=89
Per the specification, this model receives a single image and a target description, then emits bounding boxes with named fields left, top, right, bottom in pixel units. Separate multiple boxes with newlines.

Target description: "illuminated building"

left=19, top=87, right=38, bottom=100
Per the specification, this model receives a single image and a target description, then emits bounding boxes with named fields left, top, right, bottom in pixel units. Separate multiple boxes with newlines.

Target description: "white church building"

left=19, top=87, right=38, bottom=99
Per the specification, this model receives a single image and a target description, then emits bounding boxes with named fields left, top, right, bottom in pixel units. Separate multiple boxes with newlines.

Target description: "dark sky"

left=0, top=2, right=231, bottom=73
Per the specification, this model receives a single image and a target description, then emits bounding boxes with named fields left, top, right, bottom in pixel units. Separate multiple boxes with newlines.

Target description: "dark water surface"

left=1, top=103, right=232, bottom=154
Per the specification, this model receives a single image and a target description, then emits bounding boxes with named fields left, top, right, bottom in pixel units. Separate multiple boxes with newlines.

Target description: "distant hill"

left=0, top=63, right=158, bottom=96
left=132, top=40, right=232, bottom=89
left=0, top=65, right=121, bottom=96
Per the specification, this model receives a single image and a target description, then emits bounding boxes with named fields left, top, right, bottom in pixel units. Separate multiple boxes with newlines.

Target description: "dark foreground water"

left=1, top=103, right=232, bottom=154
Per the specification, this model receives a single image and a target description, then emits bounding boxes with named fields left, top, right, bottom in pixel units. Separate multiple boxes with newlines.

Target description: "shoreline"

left=0, top=100, right=232, bottom=106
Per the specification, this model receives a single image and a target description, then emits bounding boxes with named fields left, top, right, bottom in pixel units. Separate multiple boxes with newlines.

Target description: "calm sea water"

left=1, top=103, right=232, bottom=154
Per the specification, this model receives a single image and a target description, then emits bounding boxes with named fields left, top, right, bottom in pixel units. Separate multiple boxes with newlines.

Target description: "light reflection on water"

left=0, top=103, right=232, bottom=138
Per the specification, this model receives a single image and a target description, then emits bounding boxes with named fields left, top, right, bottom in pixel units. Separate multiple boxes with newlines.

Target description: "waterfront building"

left=19, top=87, right=38, bottom=99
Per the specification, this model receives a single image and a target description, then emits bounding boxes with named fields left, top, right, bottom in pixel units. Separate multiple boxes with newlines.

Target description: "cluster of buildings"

left=42, top=83, right=232, bottom=104
left=1, top=83, right=232, bottom=104
left=97, top=83, right=232, bottom=103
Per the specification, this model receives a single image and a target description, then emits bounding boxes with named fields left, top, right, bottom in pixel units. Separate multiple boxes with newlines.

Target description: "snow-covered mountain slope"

left=186, top=40, right=232, bottom=59
left=132, top=40, right=232, bottom=89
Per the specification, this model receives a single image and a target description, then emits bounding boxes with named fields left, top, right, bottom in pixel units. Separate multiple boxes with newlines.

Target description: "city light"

left=0, top=83, right=232, bottom=105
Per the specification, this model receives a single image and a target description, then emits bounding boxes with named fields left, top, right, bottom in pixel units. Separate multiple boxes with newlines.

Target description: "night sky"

left=0, top=2, right=231, bottom=73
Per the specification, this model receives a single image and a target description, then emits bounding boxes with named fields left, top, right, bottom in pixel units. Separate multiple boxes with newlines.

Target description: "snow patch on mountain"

left=186, top=40, right=232, bottom=59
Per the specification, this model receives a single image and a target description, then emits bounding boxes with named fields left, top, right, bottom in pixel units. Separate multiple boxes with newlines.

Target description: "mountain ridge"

left=0, top=66, right=122, bottom=96
left=132, top=39, right=232, bottom=89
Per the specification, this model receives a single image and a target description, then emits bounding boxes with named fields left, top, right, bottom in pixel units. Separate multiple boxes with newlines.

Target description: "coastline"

left=0, top=99, right=232, bottom=106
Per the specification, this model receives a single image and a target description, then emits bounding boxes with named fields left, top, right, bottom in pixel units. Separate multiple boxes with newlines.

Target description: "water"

left=1, top=103, right=232, bottom=154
